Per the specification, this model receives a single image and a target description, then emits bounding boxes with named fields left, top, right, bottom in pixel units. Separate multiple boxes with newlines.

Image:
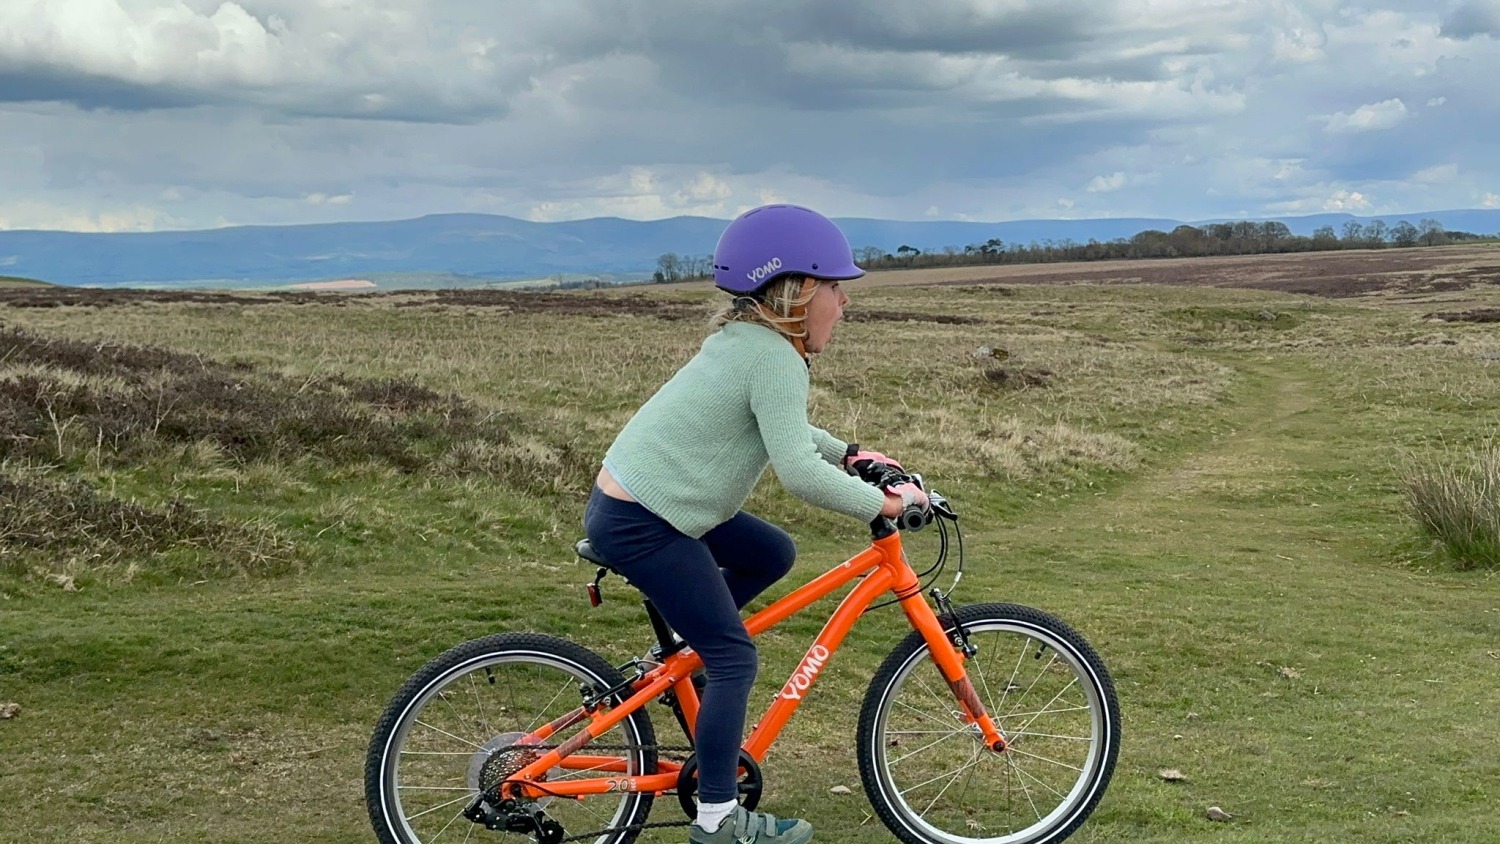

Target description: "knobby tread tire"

left=856, top=603, right=1120, bottom=844
left=365, top=632, right=657, bottom=844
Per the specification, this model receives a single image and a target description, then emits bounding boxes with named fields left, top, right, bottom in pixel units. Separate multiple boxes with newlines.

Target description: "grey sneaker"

left=689, top=806, right=813, bottom=844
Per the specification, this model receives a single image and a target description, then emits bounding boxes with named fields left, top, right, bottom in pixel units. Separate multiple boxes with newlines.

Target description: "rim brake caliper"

left=931, top=588, right=977, bottom=658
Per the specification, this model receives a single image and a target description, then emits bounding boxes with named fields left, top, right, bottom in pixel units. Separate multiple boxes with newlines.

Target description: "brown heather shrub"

left=983, top=366, right=1056, bottom=390
left=0, top=323, right=601, bottom=582
left=331, top=375, right=451, bottom=413
left=0, top=470, right=298, bottom=579
left=1400, top=445, right=1500, bottom=571
left=0, top=325, right=579, bottom=489
left=392, top=289, right=701, bottom=320
left=844, top=310, right=989, bottom=325
left=1424, top=308, right=1500, bottom=324
left=0, top=286, right=299, bottom=309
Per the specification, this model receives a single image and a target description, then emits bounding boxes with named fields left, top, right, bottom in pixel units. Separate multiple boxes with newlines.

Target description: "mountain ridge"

left=3, top=209, right=1497, bottom=287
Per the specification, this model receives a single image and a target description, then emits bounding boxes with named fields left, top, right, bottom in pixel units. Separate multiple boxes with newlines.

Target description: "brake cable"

left=867, top=494, right=962, bottom=612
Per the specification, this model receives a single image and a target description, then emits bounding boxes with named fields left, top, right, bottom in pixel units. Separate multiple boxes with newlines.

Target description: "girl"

left=583, top=204, right=926, bottom=843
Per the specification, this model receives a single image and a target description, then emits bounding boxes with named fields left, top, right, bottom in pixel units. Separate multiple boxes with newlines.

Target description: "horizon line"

left=3, top=206, right=1498, bottom=236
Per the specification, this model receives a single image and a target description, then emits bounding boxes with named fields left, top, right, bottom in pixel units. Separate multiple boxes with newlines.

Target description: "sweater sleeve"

left=809, top=425, right=850, bottom=466
left=750, top=350, right=886, bottom=521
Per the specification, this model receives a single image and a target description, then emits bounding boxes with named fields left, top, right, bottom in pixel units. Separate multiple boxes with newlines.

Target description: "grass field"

left=2, top=246, right=1498, bottom=843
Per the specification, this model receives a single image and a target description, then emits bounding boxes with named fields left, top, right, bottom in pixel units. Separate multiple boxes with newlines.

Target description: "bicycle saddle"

left=574, top=539, right=620, bottom=573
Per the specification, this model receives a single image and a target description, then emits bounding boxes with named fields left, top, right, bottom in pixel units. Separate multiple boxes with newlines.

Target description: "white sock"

left=695, top=799, right=738, bottom=833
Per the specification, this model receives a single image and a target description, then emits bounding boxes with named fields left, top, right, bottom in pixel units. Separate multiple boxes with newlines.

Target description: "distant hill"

left=0, top=274, right=52, bottom=287
left=1, top=209, right=1497, bottom=288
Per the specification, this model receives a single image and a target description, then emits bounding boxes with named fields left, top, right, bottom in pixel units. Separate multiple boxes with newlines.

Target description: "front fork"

left=900, top=588, right=1008, bottom=753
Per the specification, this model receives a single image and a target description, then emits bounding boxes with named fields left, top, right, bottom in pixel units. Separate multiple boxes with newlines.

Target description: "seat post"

left=642, top=599, right=683, bottom=658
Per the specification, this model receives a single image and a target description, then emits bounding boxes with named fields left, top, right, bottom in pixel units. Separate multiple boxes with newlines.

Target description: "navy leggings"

left=583, top=486, right=795, bottom=803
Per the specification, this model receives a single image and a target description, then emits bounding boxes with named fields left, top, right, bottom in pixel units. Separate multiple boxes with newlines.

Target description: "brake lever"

left=927, top=489, right=958, bottom=521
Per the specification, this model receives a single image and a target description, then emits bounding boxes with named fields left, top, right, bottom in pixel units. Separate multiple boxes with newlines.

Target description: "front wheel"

left=365, top=632, right=657, bottom=844
left=858, top=603, right=1120, bottom=844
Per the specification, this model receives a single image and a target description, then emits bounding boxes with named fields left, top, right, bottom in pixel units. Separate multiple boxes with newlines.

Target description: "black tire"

left=366, top=632, right=657, bottom=844
left=857, top=604, right=1119, bottom=844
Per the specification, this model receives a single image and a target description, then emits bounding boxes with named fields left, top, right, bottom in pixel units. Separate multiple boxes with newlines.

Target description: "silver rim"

left=379, top=650, right=648, bottom=843
left=872, top=620, right=1113, bottom=844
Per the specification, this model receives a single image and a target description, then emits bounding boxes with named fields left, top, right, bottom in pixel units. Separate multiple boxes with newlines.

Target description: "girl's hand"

left=844, top=449, right=903, bottom=475
left=880, top=481, right=929, bottom=518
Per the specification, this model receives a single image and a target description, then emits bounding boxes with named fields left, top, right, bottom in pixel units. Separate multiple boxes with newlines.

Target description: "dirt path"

left=979, top=354, right=1499, bottom=843
left=989, top=356, right=1343, bottom=585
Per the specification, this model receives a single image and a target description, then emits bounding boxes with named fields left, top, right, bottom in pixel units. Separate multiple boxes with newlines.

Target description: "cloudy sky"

left=2, top=0, right=1499, bottom=232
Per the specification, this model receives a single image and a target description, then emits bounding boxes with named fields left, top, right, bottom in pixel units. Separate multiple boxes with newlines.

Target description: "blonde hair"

left=710, top=275, right=816, bottom=343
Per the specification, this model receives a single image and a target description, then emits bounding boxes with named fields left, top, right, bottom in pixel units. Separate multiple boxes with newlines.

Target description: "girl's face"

left=803, top=280, right=849, bottom=354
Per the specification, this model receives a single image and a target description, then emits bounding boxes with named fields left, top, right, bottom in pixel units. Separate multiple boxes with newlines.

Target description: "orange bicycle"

left=366, top=464, right=1120, bottom=844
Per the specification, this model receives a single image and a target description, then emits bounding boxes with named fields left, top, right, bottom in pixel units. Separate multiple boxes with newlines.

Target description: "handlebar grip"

left=896, top=505, right=928, bottom=531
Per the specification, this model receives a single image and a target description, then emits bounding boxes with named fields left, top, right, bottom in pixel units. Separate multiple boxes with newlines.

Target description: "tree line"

left=653, top=217, right=1493, bottom=282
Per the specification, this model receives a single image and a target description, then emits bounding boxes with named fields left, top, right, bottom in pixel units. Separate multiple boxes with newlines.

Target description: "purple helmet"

left=712, top=204, right=865, bottom=295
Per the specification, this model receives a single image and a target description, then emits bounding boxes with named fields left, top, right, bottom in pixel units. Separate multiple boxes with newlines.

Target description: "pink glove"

left=843, top=449, right=904, bottom=474
left=883, top=481, right=930, bottom=515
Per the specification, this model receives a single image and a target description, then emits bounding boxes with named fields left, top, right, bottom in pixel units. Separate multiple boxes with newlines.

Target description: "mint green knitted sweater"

left=603, top=321, right=886, bottom=538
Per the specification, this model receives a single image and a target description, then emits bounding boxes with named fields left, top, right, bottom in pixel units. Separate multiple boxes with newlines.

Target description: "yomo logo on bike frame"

left=779, top=643, right=830, bottom=700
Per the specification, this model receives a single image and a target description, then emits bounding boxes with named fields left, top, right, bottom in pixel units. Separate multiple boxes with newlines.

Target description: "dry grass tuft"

left=1400, top=444, right=1500, bottom=570
left=0, top=469, right=298, bottom=580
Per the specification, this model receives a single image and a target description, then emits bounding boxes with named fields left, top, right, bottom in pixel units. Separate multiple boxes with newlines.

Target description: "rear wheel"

left=366, top=633, right=657, bottom=844
left=858, top=604, right=1119, bottom=844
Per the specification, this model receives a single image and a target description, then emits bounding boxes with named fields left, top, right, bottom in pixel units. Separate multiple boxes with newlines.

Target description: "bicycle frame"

left=500, top=528, right=1008, bottom=802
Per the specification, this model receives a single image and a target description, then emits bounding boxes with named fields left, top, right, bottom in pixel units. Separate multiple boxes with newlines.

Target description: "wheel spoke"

left=1011, top=678, right=1082, bottom=738
left=370, top=638, right=658, bottom=844
left=862, top=611, right=1119, bottom=844
left=405, top=790, right=480, bottom=820
left=523, top=678, right=576, bottom=735
left=1008, top=753, right=1069, bottom=799
left=430, top=795, right=472, bottom=841
left=1014, top=731, right=1093, bottom=742
left=414, top=720, right=488, bottom=751
left=921, top=745, right=985, bottom=817
left=467, top=669, right=494, bottom=736
left=892, top=697, right=971, bottom=733
left=1003, top=651, right=1060, bottom=721
left=998, top=635, right=1032, bottom=713
left=1002, top=702, right=1092, bottom=722
left=970, top=634, right=1003, bottom=714
left=897, top=751, right=990, bottom=798
left=1007, top=745, right=1085, bottom=773
left=889, top=724, right=978, bottom=765
left=913, top=672, right=959, bottom=714
left=1005, top=751, right=1045, bottom=820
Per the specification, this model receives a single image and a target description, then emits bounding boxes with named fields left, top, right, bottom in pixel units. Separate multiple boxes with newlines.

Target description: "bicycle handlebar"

left=845, top=444, right=957, bottom=536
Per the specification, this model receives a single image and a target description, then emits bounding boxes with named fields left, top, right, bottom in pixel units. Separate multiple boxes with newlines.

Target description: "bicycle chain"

left=511, top=742, right=697, bottom=758
left=497, top=743, right=700, bottom=842
left=559, top=818, right=692, bottom=842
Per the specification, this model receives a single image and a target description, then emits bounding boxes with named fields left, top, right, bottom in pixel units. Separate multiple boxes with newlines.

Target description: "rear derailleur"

left=463, top=797, right=565, bottom=844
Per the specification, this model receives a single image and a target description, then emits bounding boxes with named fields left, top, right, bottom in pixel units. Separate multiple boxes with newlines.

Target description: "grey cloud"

left=0, top=67, right=199, bottom=111
left=0, top=0, right=1293, bottom=130
left=778, top=1, right=1107, bottom=59
left=0, top=0, right=557, bottom=121
left=1441, top=2, right=1500, bottom=39
left=5, top=1, right=1499, bottom=233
